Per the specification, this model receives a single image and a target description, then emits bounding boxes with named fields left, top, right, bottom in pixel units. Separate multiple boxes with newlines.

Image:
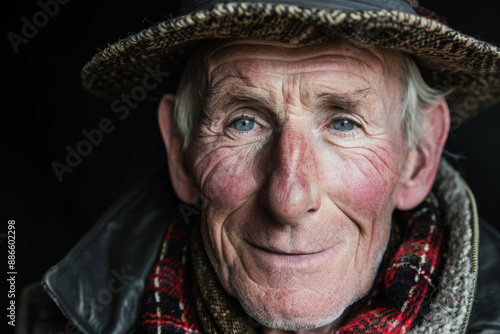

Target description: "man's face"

left=187, top=39, right=412, bottom=330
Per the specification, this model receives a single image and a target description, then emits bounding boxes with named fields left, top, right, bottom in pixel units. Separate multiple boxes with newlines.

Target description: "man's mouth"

left=243, top=239, right=338, bottom=270
left=250, top=242, right=326, bottom=255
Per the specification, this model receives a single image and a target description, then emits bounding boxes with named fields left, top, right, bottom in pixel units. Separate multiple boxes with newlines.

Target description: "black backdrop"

left=3, top=1, right=500, bottom=331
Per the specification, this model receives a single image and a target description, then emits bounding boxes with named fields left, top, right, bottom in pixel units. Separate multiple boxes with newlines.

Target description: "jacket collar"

left=411, top=159, right=479, bottom=333
left=42, top=170, right=178, bottom=334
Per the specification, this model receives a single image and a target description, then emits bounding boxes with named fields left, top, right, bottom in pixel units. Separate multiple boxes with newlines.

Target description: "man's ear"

left=395, top=97, right=450, bottom=210
left=158, top=94, right=196, bottom=204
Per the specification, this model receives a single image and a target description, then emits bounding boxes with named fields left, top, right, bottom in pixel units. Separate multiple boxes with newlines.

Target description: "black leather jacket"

left=17, top=171, right=500, bottom=334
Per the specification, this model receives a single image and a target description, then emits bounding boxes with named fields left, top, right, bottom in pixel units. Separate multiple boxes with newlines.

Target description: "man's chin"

left=236, top=292, right=352, bottom=332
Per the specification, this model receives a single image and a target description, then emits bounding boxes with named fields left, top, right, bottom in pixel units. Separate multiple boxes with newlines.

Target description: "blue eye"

left=332, top=119, right=356, bottom=131
left=232, top=118, right=258, bottom=131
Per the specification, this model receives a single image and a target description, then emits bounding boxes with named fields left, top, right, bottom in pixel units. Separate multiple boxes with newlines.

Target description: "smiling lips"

left=244, top=239, right=338, bottom=269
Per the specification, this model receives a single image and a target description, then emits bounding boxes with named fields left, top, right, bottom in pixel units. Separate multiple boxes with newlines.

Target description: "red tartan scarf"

left=140, top=193, right=446, bottom=333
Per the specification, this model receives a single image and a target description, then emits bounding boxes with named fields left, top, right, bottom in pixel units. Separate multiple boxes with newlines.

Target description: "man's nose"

left=259, top=125, right=321, bottom=225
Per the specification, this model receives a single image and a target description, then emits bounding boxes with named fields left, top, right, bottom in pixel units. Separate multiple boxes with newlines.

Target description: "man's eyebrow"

left=203, top=88, right=270, bottom=117
left=315, top=88, right=371, bottom=112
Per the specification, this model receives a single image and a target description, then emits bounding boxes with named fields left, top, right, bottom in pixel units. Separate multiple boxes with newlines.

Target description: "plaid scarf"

left=140, top=194, right=445, bottom=333
left=140, top=223, right=200, bottom=333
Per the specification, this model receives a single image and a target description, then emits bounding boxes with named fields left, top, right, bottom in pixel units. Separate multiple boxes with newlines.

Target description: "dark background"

left=2, top=0, right=500, bottom=331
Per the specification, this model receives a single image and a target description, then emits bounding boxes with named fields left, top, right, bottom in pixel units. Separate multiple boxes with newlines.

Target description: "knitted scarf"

left=140, top=194, right=446, bottom=333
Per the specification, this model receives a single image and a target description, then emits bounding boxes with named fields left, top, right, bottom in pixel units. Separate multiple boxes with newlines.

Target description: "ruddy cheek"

left=346, top=174, right=390, bottom=212
left=201, top=152, right=258, bottom=209
left=331, top=153, right=399, bottom=216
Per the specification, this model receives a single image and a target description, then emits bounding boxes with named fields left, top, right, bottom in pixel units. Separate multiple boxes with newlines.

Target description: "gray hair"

left=399, top=55, right=447, bottom=151
left=173, top=50, right=446, bottom=151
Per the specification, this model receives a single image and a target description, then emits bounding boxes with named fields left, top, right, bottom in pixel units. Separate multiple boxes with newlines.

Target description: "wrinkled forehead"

left=199, top=38, right=405, bottom=88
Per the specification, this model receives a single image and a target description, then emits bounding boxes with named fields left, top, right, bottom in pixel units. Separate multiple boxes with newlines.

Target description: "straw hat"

left=81, top=0, right=500, bottom=124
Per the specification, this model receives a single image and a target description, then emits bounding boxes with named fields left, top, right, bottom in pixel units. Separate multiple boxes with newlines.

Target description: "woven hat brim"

left=81, top=2, right=500, bottom=124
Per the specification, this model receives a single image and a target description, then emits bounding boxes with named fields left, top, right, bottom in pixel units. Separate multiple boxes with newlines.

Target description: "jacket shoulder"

left=20, top=169, right=180, bottom=334
left=467, top=219, right=500, bottom=333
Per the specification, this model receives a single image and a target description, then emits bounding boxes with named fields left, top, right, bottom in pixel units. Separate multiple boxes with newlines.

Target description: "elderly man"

left=22, top=0, right=500, bottom=333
